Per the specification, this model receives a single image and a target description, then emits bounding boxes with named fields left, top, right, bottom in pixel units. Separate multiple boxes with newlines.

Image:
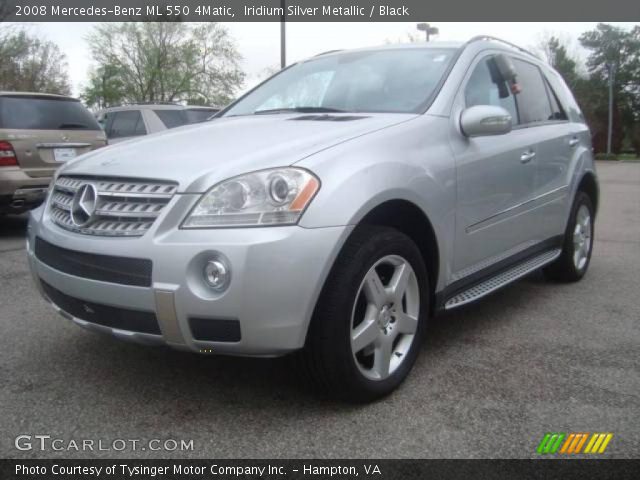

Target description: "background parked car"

left=0, top=92, right=106, bottom=215
left=96, top=104, right=220, bottom=144
left=184, top=106, right=221, bottom=124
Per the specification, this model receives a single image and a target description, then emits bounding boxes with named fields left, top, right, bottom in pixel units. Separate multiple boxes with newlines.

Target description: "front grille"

left=50, top=175, right=178, bottom=237
left=35, top=237, right=152, bottom=287
left=41, top=281, right=161, bottom=335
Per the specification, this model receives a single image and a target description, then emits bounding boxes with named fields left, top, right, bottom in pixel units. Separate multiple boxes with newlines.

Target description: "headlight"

left=182, top=168, right=320, bottom=228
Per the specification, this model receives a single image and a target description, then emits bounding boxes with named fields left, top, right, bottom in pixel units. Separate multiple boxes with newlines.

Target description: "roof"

left=0, top=91, right=77, bottom=100
left=308, top=37, right=540, bottom=63
left=185, top=105, right=221, bottom=110
left=311, top=41, right=465, bottom=59
left=100, top=104, right=184, bottom=112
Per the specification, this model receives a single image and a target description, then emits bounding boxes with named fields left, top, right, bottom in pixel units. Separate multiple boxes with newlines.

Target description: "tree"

left=0, top=28, right=71, bottom=95
left=81, top=65, right=127, bottom=110
left=537, top=35, right=580, bottom=88
left=82, top=22, right=244, bottom=108
left=580, top=23, right=640, bottom=154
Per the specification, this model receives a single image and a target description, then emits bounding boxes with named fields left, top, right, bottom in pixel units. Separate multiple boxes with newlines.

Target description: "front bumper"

left=27, top=200, right=351, bottom=356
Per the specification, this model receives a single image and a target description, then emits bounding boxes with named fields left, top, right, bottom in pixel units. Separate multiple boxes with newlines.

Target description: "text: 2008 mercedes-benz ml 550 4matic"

left=28, top=37, right=598, bottom=402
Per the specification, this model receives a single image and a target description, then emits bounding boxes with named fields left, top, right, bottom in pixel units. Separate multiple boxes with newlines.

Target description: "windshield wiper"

left=253, top=106, right=347, bottom=115
left=58, top=123, right=90, bottom=129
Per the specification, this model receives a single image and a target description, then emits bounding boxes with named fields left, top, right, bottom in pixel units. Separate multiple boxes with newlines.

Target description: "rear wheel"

left=299, top=226, right=429, bottom=402
left=544, top=191, right=594, bottom=282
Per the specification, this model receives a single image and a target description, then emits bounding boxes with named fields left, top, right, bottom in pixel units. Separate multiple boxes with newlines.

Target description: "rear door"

left=510, top=58, right=573, bottom=241
left=0, top=95, right=106, bottom=178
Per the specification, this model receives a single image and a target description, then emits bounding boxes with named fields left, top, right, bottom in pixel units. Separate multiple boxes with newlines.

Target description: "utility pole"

left=606, top=63, right=616, bottom=155
left=280, top=0, right=286, bottom=69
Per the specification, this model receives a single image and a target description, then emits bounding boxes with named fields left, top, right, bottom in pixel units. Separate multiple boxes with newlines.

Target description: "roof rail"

left=465, top=36, right=540, bottom=59
left=314, top=49, right=343, bottom=57
left=109, top=101, right=180, bottom=108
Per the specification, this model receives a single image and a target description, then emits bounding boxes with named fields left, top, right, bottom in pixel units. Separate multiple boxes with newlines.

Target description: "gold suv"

left=0, top=92, right=106, bottom=214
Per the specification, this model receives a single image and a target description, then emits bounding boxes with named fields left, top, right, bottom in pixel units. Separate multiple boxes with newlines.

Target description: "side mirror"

left=494, top=54, right=517, bottom=81
left=460, top=105, right=512, bottom=137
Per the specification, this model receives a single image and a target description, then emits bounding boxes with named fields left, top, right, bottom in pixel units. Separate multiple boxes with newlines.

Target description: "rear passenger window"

left=107, top=111, right=147, bottom=139
left=465, top=56, right=518, bottom=124
left=544, top=80, right=568, bottom=121
left=511, top=59, right=553, bottom=124
left=153, top=109, right=188, bottom=129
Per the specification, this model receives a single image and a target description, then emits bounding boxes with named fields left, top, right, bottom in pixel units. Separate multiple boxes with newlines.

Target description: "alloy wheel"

left=350, top=255, right=420, bottom=381
left=573, top=204, right=592, bottom=271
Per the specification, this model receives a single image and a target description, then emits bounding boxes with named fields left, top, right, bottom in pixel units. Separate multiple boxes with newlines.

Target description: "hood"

left=61, top=113, right=415, bottom=192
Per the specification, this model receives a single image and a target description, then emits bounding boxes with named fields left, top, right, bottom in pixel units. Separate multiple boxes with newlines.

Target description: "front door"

left=449, top=54, right=539, bottom=279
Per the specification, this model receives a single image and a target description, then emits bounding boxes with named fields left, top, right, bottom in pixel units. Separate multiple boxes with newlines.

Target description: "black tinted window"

left=512, top=59, right=553, bottom=124
left=544, top=80, right=568, bottom=121
left=153, top=109, right=188, bottom=129
left=107, top=111, right=147, bottom=139
left=0, top=96, right=100, bottom=130
left=185, top=108, right=218, bottom=123
left=465, top=56, right=518, bottom=123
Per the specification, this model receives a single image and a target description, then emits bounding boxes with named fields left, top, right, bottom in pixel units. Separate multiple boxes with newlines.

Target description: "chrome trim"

left=466, top=185, right=568, bottom=234
left=36, top=143, right=92, bottom=148
left=154, top=289, right=187, bottom=346
left=49, top=175, right=177, bottom=237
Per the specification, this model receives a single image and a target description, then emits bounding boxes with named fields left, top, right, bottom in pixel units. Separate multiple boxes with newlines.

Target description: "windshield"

left=0, top=96, right=101, bottom=130
left=223, top=48, right=456, bottom=117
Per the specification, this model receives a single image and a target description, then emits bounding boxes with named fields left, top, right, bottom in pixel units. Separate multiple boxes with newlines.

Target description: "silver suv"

left=97, top=104, right=220, bottom=144
left=27, top=38, right=598, bottom=401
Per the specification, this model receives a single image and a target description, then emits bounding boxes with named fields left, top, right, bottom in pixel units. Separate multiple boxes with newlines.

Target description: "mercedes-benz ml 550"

left=27, top=37, right=598, bottom=401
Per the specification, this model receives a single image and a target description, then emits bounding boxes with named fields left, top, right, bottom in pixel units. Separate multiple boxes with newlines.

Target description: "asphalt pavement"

left=1, top=161, right=638, bottom=459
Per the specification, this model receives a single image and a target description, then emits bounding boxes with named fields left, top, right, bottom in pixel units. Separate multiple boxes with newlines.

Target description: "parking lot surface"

left=1, top=161, right=638, bottom=459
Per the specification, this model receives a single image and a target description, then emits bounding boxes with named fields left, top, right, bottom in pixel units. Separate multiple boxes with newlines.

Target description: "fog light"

left=203, top=259, right=230, bottom=291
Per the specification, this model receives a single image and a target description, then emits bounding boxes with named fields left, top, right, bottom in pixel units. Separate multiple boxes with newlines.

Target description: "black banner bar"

left=2, top=460, right=640, bottom=480
left=2, top=0, right=640, bottom=22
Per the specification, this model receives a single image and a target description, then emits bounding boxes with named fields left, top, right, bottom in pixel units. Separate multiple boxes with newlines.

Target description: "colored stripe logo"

left=537, top=433, right=613, bottom=454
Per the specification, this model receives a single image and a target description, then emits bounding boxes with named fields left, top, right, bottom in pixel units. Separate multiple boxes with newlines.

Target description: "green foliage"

left=544, top=37, right=579, bottom=88
left=82, top=22, right=245, bottom=109
left=0, top=27, right=71, bottom=95
left=594, top=153, right=619, bottom=160
left=540, top=25, right=640, bottom=155
left=579, top=24, right=640, bottom=154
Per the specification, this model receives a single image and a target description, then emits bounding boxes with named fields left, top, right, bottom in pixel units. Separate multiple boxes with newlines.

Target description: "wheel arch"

left=577, top=171, right=599, bottom=217
left=357, top=199, right=440, bottom=315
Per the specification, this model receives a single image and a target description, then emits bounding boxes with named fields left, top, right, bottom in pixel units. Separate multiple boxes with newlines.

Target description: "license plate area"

left=53, top=148, right=77, bottom=162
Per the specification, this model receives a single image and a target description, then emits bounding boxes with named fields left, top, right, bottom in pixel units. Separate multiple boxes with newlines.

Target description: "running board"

left=444, top=249, right=562, bottom=310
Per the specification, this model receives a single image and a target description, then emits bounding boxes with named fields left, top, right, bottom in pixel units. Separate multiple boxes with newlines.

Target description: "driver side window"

left=465, top=56, right=518, bottom=125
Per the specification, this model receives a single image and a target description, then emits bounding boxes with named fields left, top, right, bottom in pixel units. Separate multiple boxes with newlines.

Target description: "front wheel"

left=299, top=226, right=429, bottom=403
left=544, top=191, right=594, bottom=282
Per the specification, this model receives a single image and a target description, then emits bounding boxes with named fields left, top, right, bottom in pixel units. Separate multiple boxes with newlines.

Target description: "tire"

left=543, top=191, right=594, bottom=282
left=298, top=225, right=429, bottom=403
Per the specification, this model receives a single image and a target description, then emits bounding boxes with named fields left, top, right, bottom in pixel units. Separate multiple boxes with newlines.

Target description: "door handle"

left=569, top=137, right=580, bottom=147
left=520, top=150, right=536, bottom=164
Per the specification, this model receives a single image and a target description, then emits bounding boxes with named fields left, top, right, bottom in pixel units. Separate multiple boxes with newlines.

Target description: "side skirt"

left=434, top=235, right=563, bottom=312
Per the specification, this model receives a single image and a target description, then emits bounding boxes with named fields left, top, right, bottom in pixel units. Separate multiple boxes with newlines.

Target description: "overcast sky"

left=21, top=22, right=640, bottom=97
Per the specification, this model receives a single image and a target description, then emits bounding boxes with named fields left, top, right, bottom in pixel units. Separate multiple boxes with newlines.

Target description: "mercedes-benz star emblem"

left=70, top=184, right=98, bottom=227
